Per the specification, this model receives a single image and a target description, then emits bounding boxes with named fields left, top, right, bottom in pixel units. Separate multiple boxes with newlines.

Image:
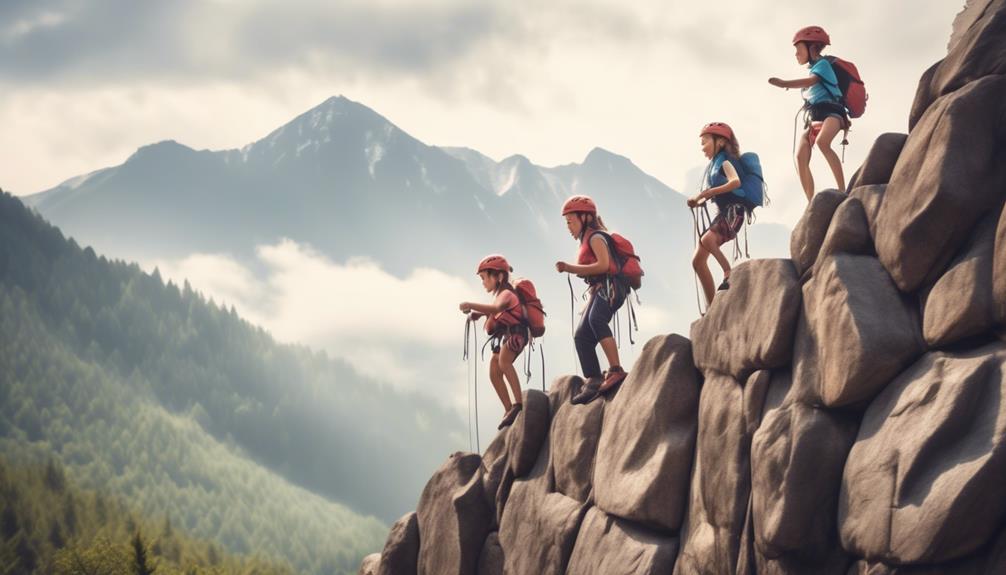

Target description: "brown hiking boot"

left=598, top=366, right=627, bottom=395
left=570, top=376, right=602, bottom=405
left=498, top=403, right=523, bottom=430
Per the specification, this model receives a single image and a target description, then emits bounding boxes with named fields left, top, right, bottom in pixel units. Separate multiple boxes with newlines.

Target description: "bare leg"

left=701, top=230, right=731, bottom=279
left=692, top=244, right=716, bottom=305
left=498, top=345, right=523, bottom=406
left=598, top=336, right=621, bottom=371
left=796, top=129, right=815, bottom=201
left=816, top=116, right=846, bottom=192
left=489, top=354, right=512, bottom=411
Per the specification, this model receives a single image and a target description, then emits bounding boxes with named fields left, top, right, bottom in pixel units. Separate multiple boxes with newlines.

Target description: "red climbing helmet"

left=561, top=195, right=597, bottom=216
left=476, top=254, right=512, bottom=275
left=792, top=26, right=831, bottom=46
left=700, top=122, right=734, bottom=140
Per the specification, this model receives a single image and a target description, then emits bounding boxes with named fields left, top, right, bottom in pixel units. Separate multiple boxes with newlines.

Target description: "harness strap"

left=463, top=317, right=480, bottom=453
left=567, top=273, right=575, bottom=338
left=690, top=207, right=707, bottom=317
left=627, top=294, right=638, bottom=345
left=539, top=343, right=545, bottom=392
left=527, top=339, right=535, bottom=384
left=464, top=318, right=472, bottom=452
left=841, top=127, right=850, bottom=164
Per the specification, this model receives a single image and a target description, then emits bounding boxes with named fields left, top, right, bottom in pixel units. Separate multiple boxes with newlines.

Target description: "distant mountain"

left=24, top=96, right=708, bottom=275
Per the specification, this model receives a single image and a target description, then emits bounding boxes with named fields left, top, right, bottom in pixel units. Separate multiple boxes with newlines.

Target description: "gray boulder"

left=566, top=507, right=679, bottom=574
left=498, top=438, right=588, bottom=574
left=743, top=370, right=773, bottom=436
left=358, top=554, right=381, bottom=575
left=377, top=512, right=419, bottom=575
left=755, top=549, right=850, bottom=575
left=476, top=532, right=503, bottom=575
left=674, top=372, right=751, bottom=575
left=480, top=429, right=510, bottom=526
left=849, top=184, right=885, bottom=243
left=922, top=210, right=999, bottom=347
left=877, top=74, right=1006, bottom=293
left=840, top=343, right=1006, bottom=564
left=815, top=197, right=874, bottom=269
left=593, top=334, right=701, bottom=531
left=994, top=203, right=1006, bottom=324
left=909, top=0, right=1006, bottom=128
left=847, top=526, right=1006, bottom=575
left=548, top=375, right=604, bottom=503
left=691, top=260, right=801, bottom=379
left=506, top=388, right=550, bottom=477
left=848, top=133, right=908, bottom=190
left=416, top=453, right=493, bottom=575
left=751, top=400, right=857, bottom=558
left=794, top=254, right=924, bottom=408
left=790, top=190, right=847, bottom=277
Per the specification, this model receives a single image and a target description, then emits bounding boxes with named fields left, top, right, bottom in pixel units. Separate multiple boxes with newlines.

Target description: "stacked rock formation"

left=359, top=2, right=1006, bottom=573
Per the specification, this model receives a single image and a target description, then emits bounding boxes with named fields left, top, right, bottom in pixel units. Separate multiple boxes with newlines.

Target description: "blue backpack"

left=708, top=151, right=768, bottom=211
left=733, top=152, right=768, bottom=210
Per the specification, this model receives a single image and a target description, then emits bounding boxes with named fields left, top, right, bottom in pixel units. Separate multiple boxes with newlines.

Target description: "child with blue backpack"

left=769, top=26, right=849, bottom=200
left=688, top=122, right=761, bottom=306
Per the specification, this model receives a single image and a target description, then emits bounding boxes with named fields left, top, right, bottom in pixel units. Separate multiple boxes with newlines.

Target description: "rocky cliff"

left=359, top=2, right=1006, bottom=573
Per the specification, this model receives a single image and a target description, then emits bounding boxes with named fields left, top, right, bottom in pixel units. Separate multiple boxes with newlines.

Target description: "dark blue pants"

left=574, top=281, right=626, bottom=378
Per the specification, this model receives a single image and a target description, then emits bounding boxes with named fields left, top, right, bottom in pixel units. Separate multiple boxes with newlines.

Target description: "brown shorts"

left=706, top=202, right=746, bottom=244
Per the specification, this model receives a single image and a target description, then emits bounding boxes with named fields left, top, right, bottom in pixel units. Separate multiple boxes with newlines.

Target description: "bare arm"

left=700, top=161, right=741, bottom=199
left=688, top=161, right=741, bottom=206
left=556, top=234, right=610, bottom=276
left=768, top=76, right=818, bottom=89
left=460, top=292, right=510, bottom=315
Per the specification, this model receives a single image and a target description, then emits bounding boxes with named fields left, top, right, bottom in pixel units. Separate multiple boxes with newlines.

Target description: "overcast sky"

left=2, top=0, right=962, bottom=227
left=0, top=1, right=967, bottom=439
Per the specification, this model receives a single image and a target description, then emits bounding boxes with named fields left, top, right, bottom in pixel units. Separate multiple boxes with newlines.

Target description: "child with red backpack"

left=555, top=195, right=641, bottom=404
left=688, top=122, right=750, bottom=307
left=769, top=26, right=864, bottom=200
left=460, top=255, right=533, bottom=429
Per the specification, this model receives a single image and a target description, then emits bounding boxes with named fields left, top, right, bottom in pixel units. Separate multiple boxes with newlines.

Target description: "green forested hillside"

left=0, top=189, right=464, bottom=572
left=0, top=454, right=296, bottom=574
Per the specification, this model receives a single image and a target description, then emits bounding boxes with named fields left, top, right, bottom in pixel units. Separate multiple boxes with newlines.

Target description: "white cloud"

left=154, top=252, right=263, bottom=305
left=148, top=239, right=482, bottom=394
left=252, top=239, right=479, bottom=345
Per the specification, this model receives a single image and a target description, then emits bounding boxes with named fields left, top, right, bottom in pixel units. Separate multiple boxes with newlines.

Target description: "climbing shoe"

left=498, top=403, right=523, bottom=430
left=571, top=376, right=602, bottom=405
left=598, top=366, right=628, bottom=395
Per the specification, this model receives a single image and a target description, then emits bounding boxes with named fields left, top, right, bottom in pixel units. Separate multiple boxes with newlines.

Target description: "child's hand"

left=555, top=261, right=568, bottom=273
left=459, top=302, right=472, bottom=313
left=768, top=77, right=786, bottom=88
left=687, top=195, right=705, bottom=208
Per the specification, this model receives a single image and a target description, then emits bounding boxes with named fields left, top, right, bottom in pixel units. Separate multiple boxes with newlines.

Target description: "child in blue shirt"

left=687, top=122, right=745, bottom=306
left=769, top=26, right=848, bottom=201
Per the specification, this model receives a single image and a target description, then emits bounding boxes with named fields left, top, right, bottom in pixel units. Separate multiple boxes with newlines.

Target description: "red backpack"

left=596, top=231, right=643, bottom=290
left=825, top=56, right=868, bottom=118
left=510, top=278, right=546, bottom=338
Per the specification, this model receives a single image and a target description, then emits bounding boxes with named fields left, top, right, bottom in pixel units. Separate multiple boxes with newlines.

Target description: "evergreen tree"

left=130, top=530, right=157, bottom=575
